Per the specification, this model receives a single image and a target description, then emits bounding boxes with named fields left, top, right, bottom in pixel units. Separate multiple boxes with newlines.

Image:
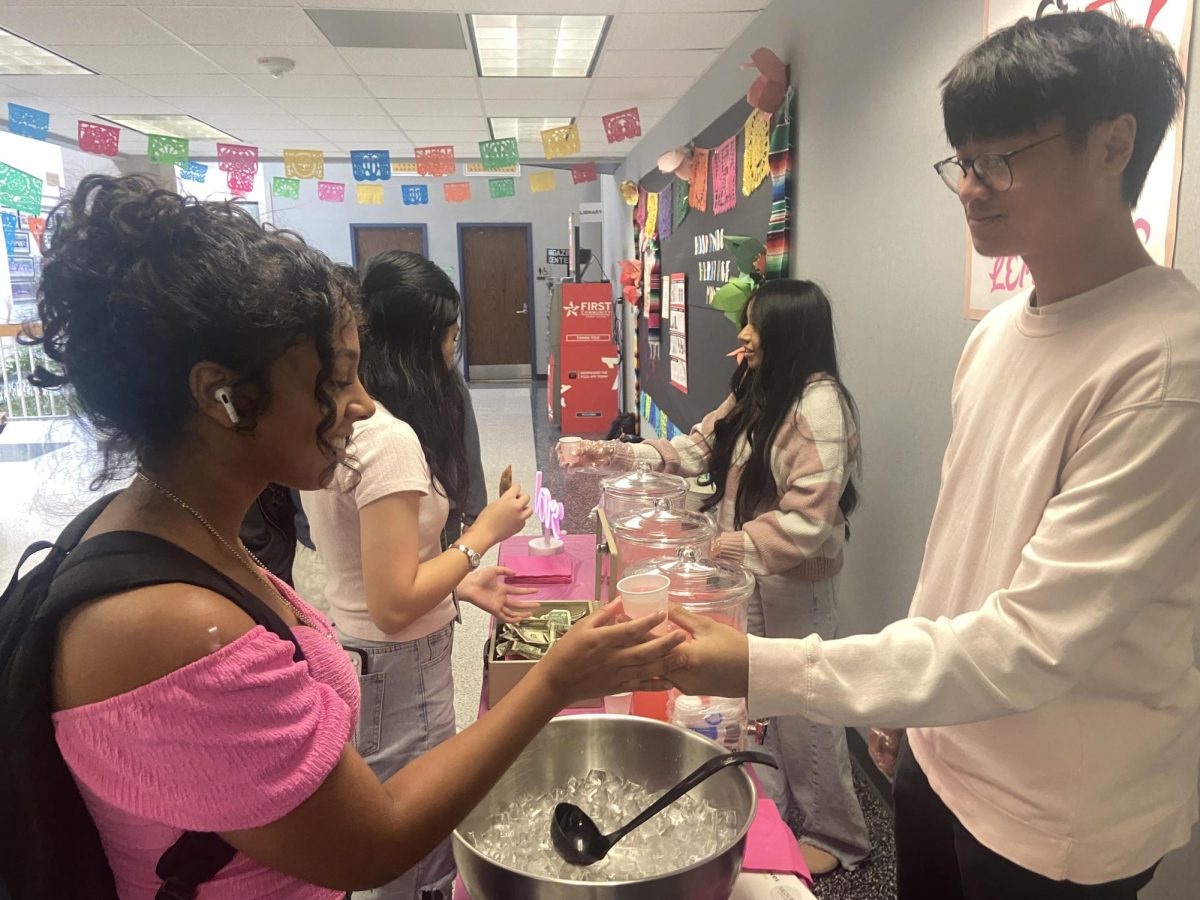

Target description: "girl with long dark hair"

left=565, top=279, right=869, bottom=873
left=301, top=250, right=541, bottom=899
left=0, top=177, right=683, bottom=899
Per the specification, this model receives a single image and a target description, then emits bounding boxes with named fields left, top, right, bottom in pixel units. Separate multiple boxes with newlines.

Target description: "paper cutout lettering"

left=571, top=162, right=597, bottom=184
left=529, top=170, right=556, bottom=193
left=402, top=184, right=429, bottom=206
left=479, top=137, right=519, bottom=171
left=712, top=135, right=737, bottom=215
left=226, top=167, right=255, bottom=196
left=272, top=176, right=301, bottom=199
left=541, top=124, right=580, bottom=160
left=8, top=103, right=49, bottom=141
left=415, top=145, right=456, bottom=177
left=351, top=150, right=392, bottom=182
left=356, top=184, right=384, bottom=205
left=689, top=147, right=710, bottom=212
left=489, top=177, right=516, bottom=199
left=283, top=149, right=324, bottom=180
left=0, top=162, right=44, bottom=216
left=602, top=107, right=642, bottom=143
left=78, top=121, right=120, bottom=157
left=147, top=134, right=189, bottom=165
left=317, top=181, right=345, bottom=202
left=743, top=109, right=771, bottom=196
left=217, top=143, right=258, bottom=173
left=178, top=160, right=208, bottom=182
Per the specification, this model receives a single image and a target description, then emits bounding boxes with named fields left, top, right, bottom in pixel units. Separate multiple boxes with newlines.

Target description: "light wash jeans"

left=747, top=575, right=871, bottom=869
left=340, top=623, right=457, bottom=900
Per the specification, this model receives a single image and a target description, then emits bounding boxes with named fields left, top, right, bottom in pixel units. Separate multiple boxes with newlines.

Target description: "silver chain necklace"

left=136, top=472, right=333, bottom=640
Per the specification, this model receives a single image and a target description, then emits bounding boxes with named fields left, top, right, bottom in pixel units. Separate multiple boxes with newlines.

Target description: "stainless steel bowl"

left=452, top=714, right=756, bottom=899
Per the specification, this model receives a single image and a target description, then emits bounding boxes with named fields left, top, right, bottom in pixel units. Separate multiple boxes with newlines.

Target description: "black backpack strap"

left=47, top=531, right=305, bottom=662
left=45, top=528, right=312, bottom=895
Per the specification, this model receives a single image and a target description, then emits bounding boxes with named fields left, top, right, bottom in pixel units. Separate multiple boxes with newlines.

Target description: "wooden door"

left=352, top=225, right=426, bottom=269
left=459, top=225, right=532, bottom=381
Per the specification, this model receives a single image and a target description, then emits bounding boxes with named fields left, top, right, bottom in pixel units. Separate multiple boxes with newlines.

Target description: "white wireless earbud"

left=214, top=387, right=240, bottom=425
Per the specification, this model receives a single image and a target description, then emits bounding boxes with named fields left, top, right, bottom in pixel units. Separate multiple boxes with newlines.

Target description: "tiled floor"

left=1, top=386, right=897, bottom=899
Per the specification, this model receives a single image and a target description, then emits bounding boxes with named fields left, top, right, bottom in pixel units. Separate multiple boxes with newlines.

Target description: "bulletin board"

left=636, top=93, right=787, bottom=431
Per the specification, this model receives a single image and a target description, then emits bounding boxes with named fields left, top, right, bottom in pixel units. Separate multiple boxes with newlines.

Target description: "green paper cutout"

left=711, top=274, right=757, bottom=328
left=272, top=176, right=301, bottom=199
left=673, top=176, right=689, bottom=229
left=725, top=235, right=765, bottom=279
left=147, top=134, right=189, bottom=165
left=479, top=137, right=519, bottom=171
left=0, top=161, right=43, bottom=216
left=489, top=177, right=516, bottom=199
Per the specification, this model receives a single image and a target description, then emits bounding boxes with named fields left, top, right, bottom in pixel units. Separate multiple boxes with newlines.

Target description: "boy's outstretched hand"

left=665, top=607, right=751, bottom=698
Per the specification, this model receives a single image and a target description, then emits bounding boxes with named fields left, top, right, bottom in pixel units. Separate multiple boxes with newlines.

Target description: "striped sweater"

left=615, top=377, right=856, bottom=580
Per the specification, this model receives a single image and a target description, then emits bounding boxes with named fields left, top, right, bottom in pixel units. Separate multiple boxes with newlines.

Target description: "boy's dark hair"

left=941, top=10, right=1184, bottom=206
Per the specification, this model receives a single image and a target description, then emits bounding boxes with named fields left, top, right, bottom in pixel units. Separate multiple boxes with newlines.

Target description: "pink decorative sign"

left=533, top=471, right=565, bottom=540
left=77, top=120, right=120, bottom=157
left=712, top=134, right=737, bottom=216
left=602, top=107, right=642, bottom=143
left=317, top=181, right=345, bottom=202
left=216, top=143, right=259, bottom=173
left=415, top=145, right=456, bottom=177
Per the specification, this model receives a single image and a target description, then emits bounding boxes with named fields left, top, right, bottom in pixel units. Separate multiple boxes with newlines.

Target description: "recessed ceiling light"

left=0, top=28, right=92, bottom=76
left=489, top=116, right=574, bottom=143
left=469, top=14, right=609, bottom=78
left=97, top=114, right=237, bottom=142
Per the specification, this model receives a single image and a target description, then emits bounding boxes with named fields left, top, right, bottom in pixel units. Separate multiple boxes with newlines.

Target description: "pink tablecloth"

left=450, top=539, right=811, bottom=896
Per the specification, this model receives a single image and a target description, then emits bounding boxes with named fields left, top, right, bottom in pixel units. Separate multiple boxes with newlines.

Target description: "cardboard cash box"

left=487, top=600, right=601, bottom=709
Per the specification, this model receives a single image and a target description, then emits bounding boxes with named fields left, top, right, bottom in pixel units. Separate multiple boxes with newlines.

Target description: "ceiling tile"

left=76, top=96, right=185, bottom=115
left=390, top=116, right=486, bottom=131
left=62, top=44, right=223, bottom=76
left=362, top=75, right=478, bottom=99
left=626, top=0, right=766, bottom=10
left=317, top=128, right=409, bottom=142
left=580, top=97, right=674, bottom=118
left=584, top=76, right=693, bottom=100
left=0, top=96, right=79, bottom=114
left=298, top=114, right=395, bottom=130
left=144, top=7, right=327, bottom=46
left=141, top=0, right=299, bottom=5
left=169, top=95, right=285, bottom=116
left=306, top=0, right=458, bottom=8
left=237, top=74, right=370, bottom=98
left=594, top=49, right=718, bottom=79
left=230, top=128, right=328, bottom=143
left=199, top=45, right=352, bottom=76
left=117, top=74, right=256, bottom=97
left=275, top=97, right=384, bottom=116
left=482, top=99, right=582, bottom=118
left=0, top=74, right=143, bottom=97
left=468, top=0, right=620, bottom=11
left=606, top=13, right=758, bottom=51
left=338, top=48, right=474, bottom=77
left=380, top=97, right=482, bottom=117
left=0, top=6, right=177, bottom=46
left=480, top=78, right=589, bottom=101
left=405, top=130, right=491, bottom=143
left=199, top=113, right=306, bottom=131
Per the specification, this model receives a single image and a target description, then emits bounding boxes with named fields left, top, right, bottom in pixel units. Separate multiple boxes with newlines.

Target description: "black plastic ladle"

left=550, top=750, right=776, bottom=866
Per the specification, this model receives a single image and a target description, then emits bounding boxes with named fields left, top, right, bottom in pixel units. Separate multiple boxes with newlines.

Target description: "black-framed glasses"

left=933, top=134, right=1063, bottom=193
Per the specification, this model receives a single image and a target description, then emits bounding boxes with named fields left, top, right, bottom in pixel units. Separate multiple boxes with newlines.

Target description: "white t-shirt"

left=302, top=404, right=456, bottom=643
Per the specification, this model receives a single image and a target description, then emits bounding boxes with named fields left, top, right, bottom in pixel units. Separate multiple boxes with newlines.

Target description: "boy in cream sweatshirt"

left=670, top=12, right=1198, bottom=900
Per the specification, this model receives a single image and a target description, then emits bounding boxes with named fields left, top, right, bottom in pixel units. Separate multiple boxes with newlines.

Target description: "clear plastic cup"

left=603, top=692, right=633, bottom=715
left=556, top=436, right=584, bottom=467
left=617, top=573, right=670, bottom=624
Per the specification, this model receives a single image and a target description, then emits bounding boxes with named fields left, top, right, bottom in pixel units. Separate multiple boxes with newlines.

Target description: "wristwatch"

left=451, top=543, right=482, bottom=570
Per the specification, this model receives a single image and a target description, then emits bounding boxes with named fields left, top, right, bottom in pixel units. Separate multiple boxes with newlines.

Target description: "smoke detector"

left=257, top=56, right=295, bottom=78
